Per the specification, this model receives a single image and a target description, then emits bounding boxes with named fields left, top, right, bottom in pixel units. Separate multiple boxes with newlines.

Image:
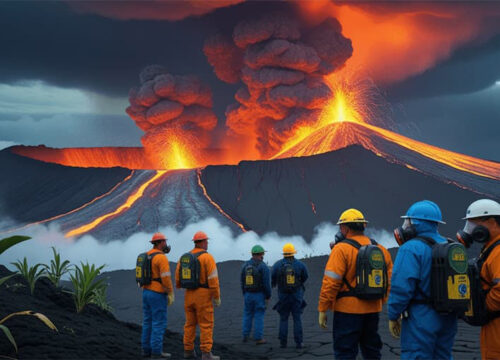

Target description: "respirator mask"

left=393, top=219, right=417, bottom=246
left=456, top=220, right=489, bottom=248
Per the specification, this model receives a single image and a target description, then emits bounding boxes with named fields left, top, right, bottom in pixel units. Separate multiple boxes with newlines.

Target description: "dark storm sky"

left=0, top=1, right=498, bottom=161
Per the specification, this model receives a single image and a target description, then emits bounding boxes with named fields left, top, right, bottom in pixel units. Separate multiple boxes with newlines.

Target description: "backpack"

left=243, top=262, right=263, bottom=292
left=464, top=240, right=500, bottom=326
left=337, top=239, right=388, bottom=300
left=178, top=251, right=209, bottom=289
left=136, top=252, right=162, bottom=287
left=413, top=237, right=470, bottom=314
left=278, top=259, right=301, bottom=293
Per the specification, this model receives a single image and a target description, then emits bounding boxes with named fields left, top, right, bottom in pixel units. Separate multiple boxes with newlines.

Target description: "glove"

left=214, top=298, right=221, bottom=307
left=167, top=292, right=175, bottom=306
left=318, top=312, right=328, bottom=329
left=388, top=319, right=401, bottom=339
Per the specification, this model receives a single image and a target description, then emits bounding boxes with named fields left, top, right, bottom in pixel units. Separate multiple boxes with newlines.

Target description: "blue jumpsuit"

left=388, top=219, right=458, bottom=360
left=240, top=258, right=272, bottom=340
left=271, top=257, right=309, bottom=346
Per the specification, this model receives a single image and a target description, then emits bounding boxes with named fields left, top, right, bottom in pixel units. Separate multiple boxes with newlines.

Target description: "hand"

left=318, top=312, right=328, bottom=329
left=388, top=319, right=401, bottom=339
left=167, top=292, right=175, bottom=306
left=214, top=298, right=221, bottom=307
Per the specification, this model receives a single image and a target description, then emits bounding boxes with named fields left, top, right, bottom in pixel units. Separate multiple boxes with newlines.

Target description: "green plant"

left=69, top=262, right=106, bottom=313
left=43, top=247, right=72, bottom=287
left=90, top=285, right=113, bottom=312
left=0, top=310, right=57, bottom=353
left=0, top=236, right=31, bottom=287
left=10, top=257, right=45, bottom=295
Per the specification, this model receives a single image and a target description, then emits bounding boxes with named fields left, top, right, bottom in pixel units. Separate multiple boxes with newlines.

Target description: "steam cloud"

left=204, top=14, right=352, bottom=157
left=127, top=66, right=217, bottom=168
left=0, top=218, right=397, bottom=273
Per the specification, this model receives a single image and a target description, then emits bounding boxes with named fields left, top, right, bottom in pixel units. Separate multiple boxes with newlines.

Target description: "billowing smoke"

left=204, top=14, right=352, bottom=157
left=0, top=218, right=397, bottom=273
left=127, top=65, right=217, bottom=168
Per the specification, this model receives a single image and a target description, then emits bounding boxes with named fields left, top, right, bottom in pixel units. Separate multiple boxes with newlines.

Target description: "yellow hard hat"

left=337, top=208, right=368, bottom=225
left=282, top=243, right=297, bottom=256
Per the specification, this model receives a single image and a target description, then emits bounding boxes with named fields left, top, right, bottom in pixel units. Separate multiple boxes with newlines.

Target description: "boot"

left=183, top=350, right=197, bottom=359
left=201, top=352, right=220, bottom=360
left=255, top=339, right=267, bottom=345
left=151, top=352, right=171, bottom=359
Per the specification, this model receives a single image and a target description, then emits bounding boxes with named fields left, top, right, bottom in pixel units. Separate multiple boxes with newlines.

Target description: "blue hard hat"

left=401, top=200, right=446, bottom=224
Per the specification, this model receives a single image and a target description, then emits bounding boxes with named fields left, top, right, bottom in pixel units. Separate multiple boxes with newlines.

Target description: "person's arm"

left=240, top=263, right=246, bottom=295
left=175, top=260, right=181, bottom=289
left=381, top=246, right=394, bottom=304
left=387, top=243, right=421, bottom=320
left=262, top=264, right=272, bottom=299
left=206, top=254, right=220, bottom=300
left=318, top=246, right=346, bottom=312
left=159, top=255, right=173, bottom=294
left=485, top=248, right=500, bottom=312
left=271, top=262, right=278, bottom=288
left=301, top=262, right=309, bottom=284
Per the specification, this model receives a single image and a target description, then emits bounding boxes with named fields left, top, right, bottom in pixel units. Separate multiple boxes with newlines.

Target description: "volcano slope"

left=0, top=265, right=261, bottom=360
left=200, top=144, right=499, bottom=240
left=102, top=255, right=481, bottom=360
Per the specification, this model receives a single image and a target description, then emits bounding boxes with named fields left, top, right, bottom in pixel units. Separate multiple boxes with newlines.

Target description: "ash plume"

left=204, top=14, right=353, bottom=157
left=127, top=65, right=217, bottom=168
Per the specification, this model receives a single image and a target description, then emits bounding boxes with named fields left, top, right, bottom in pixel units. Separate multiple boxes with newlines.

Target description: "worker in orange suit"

left=457, top=199, right=500, bottom=360
left=176, top=231, right=221, bottom=360
left=318, top=209, right=393, bottom=359
left=141, top=232, right=175, bottom=359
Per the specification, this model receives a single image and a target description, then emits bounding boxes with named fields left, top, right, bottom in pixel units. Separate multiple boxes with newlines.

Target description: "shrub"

left=91, top=285, right=113, bottom=312
left=11, top=257, right=45, bottom=295
left=0, top=311, right=57, bottom=353
left=69, top=262, right=106, bottom=313
left=43, top=247, right=72, bottom=288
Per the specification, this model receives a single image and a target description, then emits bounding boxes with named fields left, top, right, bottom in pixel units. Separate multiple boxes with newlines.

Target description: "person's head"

left=282, top=243, right=296, bottom=258
left=336, top=208, right=367, bottom=240
left=457, top=199, right=500, bottom=247
left=193, top=231, right=209, bottom=250
left=150, top=232, right=170, bottom=253
left=394, top=200, right=444, bottom=245
left=251, top=245, right=265, bottom=261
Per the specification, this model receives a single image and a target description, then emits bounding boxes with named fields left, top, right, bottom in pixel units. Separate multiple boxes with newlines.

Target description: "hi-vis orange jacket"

left=480, top=234, right=500, bottom=360
left=143, top=249, right=173, bottom=294
left=318, top=234, right=393, bottom=314
left=175, top=248, right=220, bottom=300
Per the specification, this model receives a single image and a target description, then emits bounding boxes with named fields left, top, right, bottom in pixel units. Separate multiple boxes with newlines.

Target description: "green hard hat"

left=251, top=245, right=265, bottom=254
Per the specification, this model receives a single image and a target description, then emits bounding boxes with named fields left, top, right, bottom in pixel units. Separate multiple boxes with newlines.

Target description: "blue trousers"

left=276, top=296, right=304, bottom=345
left=242, top=292, right=266, bottom=340
left=141, top=289, right=167, bottom=355
left=333, top=311, right=382, bottom=360
left=401, top=304, right=457, bottom=360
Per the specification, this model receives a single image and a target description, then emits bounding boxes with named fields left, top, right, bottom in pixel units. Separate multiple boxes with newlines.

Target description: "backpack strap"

left=408, top=237, right=437, bottom=305
left=149, top=252, right=162, bottom=283
left=370, top=239, right=378, bottom=246
left=194, top=250, right=209, bottom=288
left=336, top=238, right=361, bottom=299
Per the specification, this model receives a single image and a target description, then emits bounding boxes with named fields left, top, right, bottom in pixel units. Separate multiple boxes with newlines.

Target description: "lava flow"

left=65, top=170, right=167, bottom=237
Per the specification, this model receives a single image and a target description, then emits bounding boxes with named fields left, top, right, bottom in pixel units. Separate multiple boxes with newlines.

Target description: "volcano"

left=1, top=118, right=499, bottom=241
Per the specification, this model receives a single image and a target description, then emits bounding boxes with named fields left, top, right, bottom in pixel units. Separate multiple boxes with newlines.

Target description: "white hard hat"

left=463, top=199, right=500, bottom=220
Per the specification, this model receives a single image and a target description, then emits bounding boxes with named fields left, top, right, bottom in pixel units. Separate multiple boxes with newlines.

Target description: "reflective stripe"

left=493, top=278, right=500, bottom=285
left=324, top=270, right=342, bottom=280
left=161, top=271, right=171, bottom=277
left=208, top=269, right=218, bottom=279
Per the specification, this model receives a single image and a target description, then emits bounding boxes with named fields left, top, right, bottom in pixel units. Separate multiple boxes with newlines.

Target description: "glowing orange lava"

left=65, top=170, right=167, bottom=237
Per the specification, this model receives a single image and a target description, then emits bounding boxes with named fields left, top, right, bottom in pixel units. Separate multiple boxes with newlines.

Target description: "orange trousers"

left=481, top=318, right=500, bottom=360
left=183, top=288, right=214, bottom=353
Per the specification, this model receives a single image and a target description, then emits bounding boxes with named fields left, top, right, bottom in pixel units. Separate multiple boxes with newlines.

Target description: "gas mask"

left=393, top=219, right=417, bottom=246
left=334, top=230, right=345, bottom=243
left=163, top=243, right=171, bottom=254
left=456, top=220, right=490, bottom=248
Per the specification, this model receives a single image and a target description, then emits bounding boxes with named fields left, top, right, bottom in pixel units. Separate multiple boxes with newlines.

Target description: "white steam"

left=0, top=218, right=397, bottom=273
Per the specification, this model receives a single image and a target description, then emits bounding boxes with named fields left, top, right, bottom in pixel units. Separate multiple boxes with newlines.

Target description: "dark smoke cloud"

left=205, top=13, right=352, bottom=157
left=127, top=65, right=217, bottom=167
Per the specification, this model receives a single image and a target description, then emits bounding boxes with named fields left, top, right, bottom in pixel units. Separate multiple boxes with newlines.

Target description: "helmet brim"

left=400, top=215, right=446, bottom=224
left=336, top=220, right=369, bottom=225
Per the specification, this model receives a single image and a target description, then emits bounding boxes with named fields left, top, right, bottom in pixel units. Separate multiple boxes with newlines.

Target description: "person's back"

left=388, top=200, right=458, bottom=360
left=271, top=243, right=308, bottom=349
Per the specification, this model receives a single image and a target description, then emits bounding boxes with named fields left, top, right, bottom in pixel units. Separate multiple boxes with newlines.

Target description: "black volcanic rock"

left=200, top=145, right=493, bottom=240
left=0, top=149, right=131, bottom=226
left=0, top=265, right=263, bottom=359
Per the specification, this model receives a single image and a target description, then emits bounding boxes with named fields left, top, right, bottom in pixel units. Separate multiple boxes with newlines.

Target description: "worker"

left=140, top=232, right=175, bottom=359
left=318, top=209, right=393, bottom=359
left=271, top=243, right=309, bottom=349
left=176, top=231, right=221, bottom=360
left=388, top=200, right=458, bottom=359
left=457, top=199, right=500, bottom=359
left=240, top=245, right=272, bottom=344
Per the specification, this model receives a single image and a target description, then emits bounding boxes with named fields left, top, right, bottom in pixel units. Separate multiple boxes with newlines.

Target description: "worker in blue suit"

left=388, top=200, right=458, bottom=360
left=240, top=245, right=272, bottom=345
